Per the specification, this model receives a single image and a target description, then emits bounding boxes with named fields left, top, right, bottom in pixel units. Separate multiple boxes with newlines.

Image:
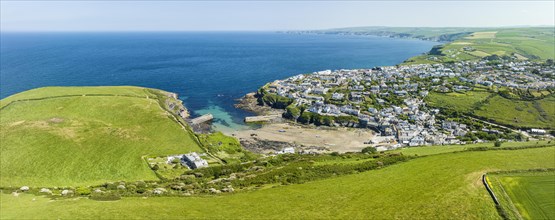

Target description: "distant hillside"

left=289, top=26, right=489, bottom=42
left=405, top=27, right=555, bottom=64
left=290, top=26, right=555, bottom=63
left=0, top=86, right=202, bottom=187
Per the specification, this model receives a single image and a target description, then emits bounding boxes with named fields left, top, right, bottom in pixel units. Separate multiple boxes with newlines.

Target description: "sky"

left=1, top=1, right=554, bottom=31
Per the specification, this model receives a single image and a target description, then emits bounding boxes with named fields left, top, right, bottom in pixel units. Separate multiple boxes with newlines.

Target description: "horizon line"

left=2, top=25, right=554, bottom=33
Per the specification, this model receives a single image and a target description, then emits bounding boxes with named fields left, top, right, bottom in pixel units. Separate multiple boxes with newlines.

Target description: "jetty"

left=190, top=114, right=214, bottom=125
left=245, top=114, right=281, bottom=123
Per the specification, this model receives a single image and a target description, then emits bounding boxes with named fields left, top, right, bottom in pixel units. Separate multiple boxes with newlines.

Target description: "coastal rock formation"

left=234, top=92, right=273, bottom=115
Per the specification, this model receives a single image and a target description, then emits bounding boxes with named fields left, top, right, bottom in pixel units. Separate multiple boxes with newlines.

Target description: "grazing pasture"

left=425, top=91, right=492, bottom=113
left=489, top=171, right=555, bottom=220
left=0, top=87, right=203, bottom=187
left=2, top=147, right=554, bottom=219
left=474, top=95, right=555, bottom=129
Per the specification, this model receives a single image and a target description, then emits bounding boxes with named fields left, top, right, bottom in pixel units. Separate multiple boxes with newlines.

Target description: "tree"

left=494, top=140, right=502, bottom=147
left=361, top=147, right=377, bottom=154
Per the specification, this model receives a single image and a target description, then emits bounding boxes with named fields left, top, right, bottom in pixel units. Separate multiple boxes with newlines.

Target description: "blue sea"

left=0, top=32, right=437, bottom=131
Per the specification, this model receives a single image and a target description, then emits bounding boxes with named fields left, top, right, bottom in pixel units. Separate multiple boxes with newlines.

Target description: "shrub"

left=152, top=164, right=160, bottom=171
left=75, top=186, right=91, bottom=196
left=90, top=191, right=121, bottom=201
left=361, top=147, right=377, bottom=154
left=494, top=140, right=502, bottom=147
left=105, top=182, right=118, bottom=190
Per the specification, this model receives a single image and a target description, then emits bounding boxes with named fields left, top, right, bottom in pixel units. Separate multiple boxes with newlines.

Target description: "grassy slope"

left=404, top=27, right=554, bottom=63
left=425, top=90, right=555, bottom=129
left=490, top=171, right=555, bottom=220
left=0, top=87, right=202, bottom=187
left=0, top=86, right=154, bottom=109
left=2, top=147, right=554, bottom=219
left=425, top=91, right=492, bottom=113
left=475, top=95, right=555, bottom=129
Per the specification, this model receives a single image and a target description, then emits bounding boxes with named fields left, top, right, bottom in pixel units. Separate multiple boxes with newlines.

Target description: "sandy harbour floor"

left=225, top=123, right=376, bottom=153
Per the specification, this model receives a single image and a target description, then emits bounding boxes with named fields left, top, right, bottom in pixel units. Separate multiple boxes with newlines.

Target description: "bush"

left=261, top=93, right=293, bottom=109
left=152, top=164, right=160, bottom=171
left=494, top=140, right=502, bottom=147
left=361, top=147, right=377, bottom=154
left=90, top=191, right=121, bottom=201
left=75, top=186, right=91, bottom=196
left=105, top=182, right=118, bottom=190
left=284, top=104, right=301, bottom=119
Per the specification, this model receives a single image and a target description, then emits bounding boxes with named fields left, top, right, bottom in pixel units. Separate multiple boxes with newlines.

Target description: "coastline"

left=231, top=90, right=380, bottom=153
left=226, top=34, right=438, bottom=153
left=225, top=122, right=376, bottom=153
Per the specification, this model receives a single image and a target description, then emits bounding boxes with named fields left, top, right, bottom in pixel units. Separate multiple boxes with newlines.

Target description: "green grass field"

left=489, top=171, right=555, bottom=220
left=425, top=91, right=492, bottom=113
left=0, top=87, right=203, bottom=187
left=1, top=146, right=553, bottom=219
left=475, top=95, right=555, bottom=129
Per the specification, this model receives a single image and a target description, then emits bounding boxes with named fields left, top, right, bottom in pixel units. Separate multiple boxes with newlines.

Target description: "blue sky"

left=1, top=1, right=554, bottom=31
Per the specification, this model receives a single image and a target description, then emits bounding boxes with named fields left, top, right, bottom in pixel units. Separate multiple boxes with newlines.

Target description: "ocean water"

left=0, top=32, right=437, bottom=131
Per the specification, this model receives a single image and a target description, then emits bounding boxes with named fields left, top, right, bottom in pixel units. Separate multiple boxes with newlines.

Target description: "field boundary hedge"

left=0, top=93, right=153, bottom=111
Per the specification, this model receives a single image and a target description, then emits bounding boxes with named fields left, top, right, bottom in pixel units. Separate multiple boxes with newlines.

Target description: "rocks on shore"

left=239, top=138, right=328, bottom=154
left=234, top=93, right=272, bottom=115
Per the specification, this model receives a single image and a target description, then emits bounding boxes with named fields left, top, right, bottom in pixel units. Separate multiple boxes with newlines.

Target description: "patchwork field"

left=405, top=27, right=555, bottom=63
left=2, top=146, right=554, bottom=219
left=0, top=87, right=203, bottom=187
left=465, top=31, right=497, bottom=39
left=489, top=171, right=555, bottom=219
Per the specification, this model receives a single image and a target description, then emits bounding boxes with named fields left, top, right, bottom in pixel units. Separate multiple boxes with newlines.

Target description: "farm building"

left=181, top=152, right=208, bottom=169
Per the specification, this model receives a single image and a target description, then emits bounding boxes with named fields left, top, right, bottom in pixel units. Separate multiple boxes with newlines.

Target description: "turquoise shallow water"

left=0, top=32, right=438, bottom=131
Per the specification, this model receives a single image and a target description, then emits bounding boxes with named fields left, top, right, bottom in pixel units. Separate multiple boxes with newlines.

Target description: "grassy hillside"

left=425, top=90, right=492, bottom=113
left=405, top=28, right=555, bottom=63
left=315, top=26, right=487, bottom=41
left=425, top=90, right=555, bottom=129
left=2, top=146, right=554, bottom=219
left=0, top=86, right=203, bottom=187
left=474, top=95, right=555, bottom=129
left=303, top=26, right=554, bottom=63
